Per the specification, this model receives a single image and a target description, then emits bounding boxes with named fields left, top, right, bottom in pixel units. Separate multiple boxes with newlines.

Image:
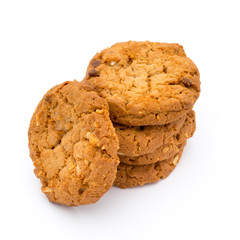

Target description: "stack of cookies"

left=83, top=41, right=200, bottom=189
left=28, top=41, right=200, bottom=206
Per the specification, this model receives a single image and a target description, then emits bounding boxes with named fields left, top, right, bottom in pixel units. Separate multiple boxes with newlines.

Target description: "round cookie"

left=118, top=110, right=195, bottom=165
left=114, top=146, right=184, bottom=189
left=28, top=81, right=119, bottom=206
left=115, top=110, right=194, bottom=157
left=83, top=41, right=200, bottom=126
left=118, top=141, right=186, bottom=165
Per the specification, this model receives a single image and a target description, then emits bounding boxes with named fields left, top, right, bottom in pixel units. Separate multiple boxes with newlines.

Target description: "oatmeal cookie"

left=118, top=110, right=195, bottom=165
left=115, top=110, right=194, bottom=157
left=28, top=81, right=119, bottom=206
left=83, top=41, right=200, bottom=126
left=114, top=146, right=184, bottom=189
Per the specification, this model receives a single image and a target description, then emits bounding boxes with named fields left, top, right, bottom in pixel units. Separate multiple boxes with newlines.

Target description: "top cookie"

left=83, top=41, right=200, bottom=126
left=28, top=81, right=119, bottom=206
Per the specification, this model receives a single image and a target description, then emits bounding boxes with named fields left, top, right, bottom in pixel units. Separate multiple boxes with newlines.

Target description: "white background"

left=0, top=0, right=239, bottom=239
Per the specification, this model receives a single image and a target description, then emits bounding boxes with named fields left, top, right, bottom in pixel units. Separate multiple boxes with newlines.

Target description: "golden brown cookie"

left=114, top=146, right=184, bottom=189
left=115, top=110, right=194, bottom=157
left=118, top=141, right=185, bottom=165
left=118, top=110, right=195, bottom=165
left=28, top=81, right=119, bottom=206
left=83, top=41, right=200, bottom=126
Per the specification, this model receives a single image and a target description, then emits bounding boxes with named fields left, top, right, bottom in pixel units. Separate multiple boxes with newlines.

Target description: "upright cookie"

left=28, top=81, right=119, bottom=206
left=114, top=146, right=184, bottom=189
left=83, top=41, right=200, bottom=126
left=118, top=110, right=195, bottom=165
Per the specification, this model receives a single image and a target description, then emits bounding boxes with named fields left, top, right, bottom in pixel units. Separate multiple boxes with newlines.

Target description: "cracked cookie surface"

left=118, top=110, right=195, bottom=165
left=28, top=81, right=119, bottom=206
left=83, top=41, right=200, bottom=126
left=114, top=145, right=184, bottom=189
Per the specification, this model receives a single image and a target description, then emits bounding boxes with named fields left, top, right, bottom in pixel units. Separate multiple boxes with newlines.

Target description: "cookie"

left=173, top=110, right=196, bottom=144
left=28, top=81, right=119, bottom=206
left=114, top=114, right=186, bottom=157
left=118, top=141, right=186, bottom=165
left=115, top=110, right=194, bottom=157
left=83, top=41, right=200, bottom=126
left=114, top=146, right=184, bottom=189
left=118, top=110, right=195, bottom=165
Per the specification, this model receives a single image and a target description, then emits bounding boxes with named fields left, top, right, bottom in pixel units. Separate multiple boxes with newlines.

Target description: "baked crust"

left=28, top=81, right=119, bottom=206
left=83, top=41, right=200, bottom=126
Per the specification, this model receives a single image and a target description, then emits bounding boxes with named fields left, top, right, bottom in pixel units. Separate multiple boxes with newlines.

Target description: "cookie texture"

left=114, top=146, right=184, bottom=189
left=118, top=110, right=195, bottom=165
left=115, top=110, right=194, bottom=157
left=83, top=41, right=200, bottom=126
left=28, top=81, right=119, bottom=206
left=118, top=141, right=185, bottom=165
